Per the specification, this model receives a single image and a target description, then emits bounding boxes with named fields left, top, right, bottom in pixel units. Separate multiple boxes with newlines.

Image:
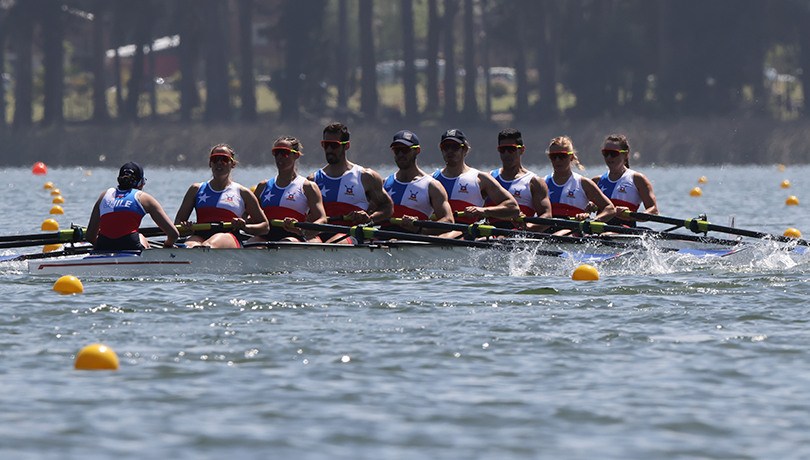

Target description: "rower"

left=86, top=162, right=179, bottom=250
left=432, top=128, right=519, bottom=238
left=381, top=130, right=453, bottom=235
left=591, top=134, right=659, bottom=227
left=246, top=136, right=327, bottom=244
left=308, top=122, right=394, bottom=244
left=175, top=144, right=269, bottom=248
left=486, top=128, right=553, bottom=232
left=544, top=136, right=615, bottom=235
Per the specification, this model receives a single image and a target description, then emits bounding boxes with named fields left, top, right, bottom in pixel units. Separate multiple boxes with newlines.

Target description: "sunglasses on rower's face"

left=497, top=144, right=524, bottom=154
left=210, top=154, right=233, bottom=164
left=391, top=145, right=419, bottom=155
left=321, top=140, right=349, bottom=149
left=548, top=152, right=572, bottom=161
left=272, top=147, right=300, bottom=157
left=601, top=149, right=628, bottom=158
left=440, top=142, right=462, bottom=152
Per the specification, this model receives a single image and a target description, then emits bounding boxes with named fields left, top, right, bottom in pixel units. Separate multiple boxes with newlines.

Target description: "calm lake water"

left=1, top=163, right=810, bottom=460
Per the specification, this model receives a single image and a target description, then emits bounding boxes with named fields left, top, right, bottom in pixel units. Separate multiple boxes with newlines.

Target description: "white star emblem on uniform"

left=199, top=192, right=210, bottom=202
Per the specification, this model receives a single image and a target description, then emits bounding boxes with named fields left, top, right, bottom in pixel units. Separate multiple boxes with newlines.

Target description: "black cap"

left=119, top=161, right=145, bottom=187
left=441, top=128, right=467, bottom=144
left=391, top=130, right=420, bottom=147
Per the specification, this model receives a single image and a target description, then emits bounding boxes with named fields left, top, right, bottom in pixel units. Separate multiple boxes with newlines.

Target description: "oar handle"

left=139, top=222, right=233, bottom=238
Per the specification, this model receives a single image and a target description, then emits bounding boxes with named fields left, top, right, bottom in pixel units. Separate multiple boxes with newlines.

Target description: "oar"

left=270, top=220, right=624, bottom=260
left=396, top=218, right=639, bottom=249
left=622, top=210, right=810, bottom=246
left=139, top=222, right=233, bottom=238
left=0, top=227, right=86, bottom=244
left=516, top=216, right=739, bottom=247
left=0, top=247, right=96, bottom=263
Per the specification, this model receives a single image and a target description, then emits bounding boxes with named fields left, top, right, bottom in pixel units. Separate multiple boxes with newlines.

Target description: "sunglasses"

left=272, top=146, right=301, bottom=157
left=440, top=142, right=462, bottom=152
left=601, top=149, right=629, bottom=158
left=210, top=154, right=233, bottom=164
left=548, top=152, right=573, bottom=161
left=321, top=140, right=349, bottom=149
left=391, top=145, right=419, bottom=155
left=497, top=144, right=524, bottom=154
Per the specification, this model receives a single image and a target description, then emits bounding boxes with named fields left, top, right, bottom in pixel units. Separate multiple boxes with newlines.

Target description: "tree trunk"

left=401, top=0, right=418, bottom=122
left=461, top=0, right=477, bottom=122
left=443, top=0, right=458, bottom=122
left=336, top=0, right=348, bottom=111
left=12, top=4, right=33, bottom=131
left=513, top=2, right=529, bottom=122
left=425, top=0, right=440, bottom=114
left=179, top=0, right=200, bottom=122
left=204, top=0, right=231, bottom=122
left=123, top=4, right=151, bottom=122
left=91, top=0, right=109, bottom=123
left=148, top=42, right=157, bottom=121
left=239, top=0, right=257, bottom=122
left=0, top=12, right=7, bottom=131
left=656, top=0, right=674, bottom=115
left=535, top=0, right=558, bottom=118
left=359, top=0, right=378, bottom=119
left=41, top=0, right=64, bottom=127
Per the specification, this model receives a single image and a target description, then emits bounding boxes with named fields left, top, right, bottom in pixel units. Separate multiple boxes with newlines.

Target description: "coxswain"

left=591, top=134, right=659, bottom=227
left=87, top=162, right=179, bottom=250
left=246, top=136, right=327, bottom=244
left=432, top=128, right=519, bottom=238
left=544, top=136, right=615, bottom=235
left=175, top=144, right=269, bottom=248
left=486, top=128, right=553, bottom=232
left=381, top=130, right=453, bottom=235
left=308, top=122, right=394, bottom=244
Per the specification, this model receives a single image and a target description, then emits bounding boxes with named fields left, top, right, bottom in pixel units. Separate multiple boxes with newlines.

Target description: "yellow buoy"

left=786, top=196, right=800, bottom=206
left=52, top=196, right=65, bottom=204
left=43, top=181, right=54, bottom=189
left=85, top=171, right=92, bottom=176
left=781, top=180, right=791, bottom=188
left=75, top=344, right=119, bottom=371
left=572, top=264, right=599, bottom=281
left=250, top=185, right=257, bottom=192
left=698, top=176, right=708, bottom=184
left=50, top=189, right=61, bottom=196
left=784, top=228, right=802, bottom=238
left=690, top=187, right=703, bottom=197
left=778, top=164, right=786, bottom=172
left=53, top=275, right=83, bottom=294
left=43, top=244, right=63, bottom=253
left=50, top=205, right=64, bottom=214
left=41, top=218, right=59, bottom=231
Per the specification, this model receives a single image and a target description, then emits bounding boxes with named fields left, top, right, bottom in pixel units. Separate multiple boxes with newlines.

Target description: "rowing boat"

left=21, top=235, right=756, bottom=277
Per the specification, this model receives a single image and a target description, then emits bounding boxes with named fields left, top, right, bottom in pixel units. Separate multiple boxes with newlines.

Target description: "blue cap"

left=391, top=130, right=420, bottom=147
left=441, top=128, right=467, bottom=144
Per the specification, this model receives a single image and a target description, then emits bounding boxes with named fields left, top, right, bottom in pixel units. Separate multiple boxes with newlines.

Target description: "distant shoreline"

left=2, top=117, right=810, bottom=168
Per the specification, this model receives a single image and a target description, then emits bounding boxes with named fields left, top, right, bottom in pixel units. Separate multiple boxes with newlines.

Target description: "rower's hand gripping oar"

left=623, top=210, right=810, bottom=246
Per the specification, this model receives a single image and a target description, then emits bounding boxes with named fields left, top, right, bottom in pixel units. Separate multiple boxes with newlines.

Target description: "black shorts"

left=95, top=233, right=144, bottom=251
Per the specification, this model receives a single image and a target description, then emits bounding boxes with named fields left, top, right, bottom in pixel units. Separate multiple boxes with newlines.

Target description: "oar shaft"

left=0, top=227, right=85, bottom=244
left=520, top=216, right=738, bottom=246
left=139, top=222, right=233, bottom=238
left=624, top=211, right=810, bottom=246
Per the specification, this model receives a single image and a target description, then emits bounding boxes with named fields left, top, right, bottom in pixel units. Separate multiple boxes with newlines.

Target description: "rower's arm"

left=240, top=186, right=270, bottom=236
left=526, top=176, right=552, bottom=232
left=174, top=184, right=201, bottom=225
left=86, top=193, right=104, bottom=245
left=634, top=172, right=659, bottom=216
left=470, top=172, right=519, bottom=220
left=362, top=169, right=394, bottom=224
left=303, top=180, right=327, bottom=241
left=139, top=192, right=179, bottom=247
left=581, top=178, right=616, bottom=223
